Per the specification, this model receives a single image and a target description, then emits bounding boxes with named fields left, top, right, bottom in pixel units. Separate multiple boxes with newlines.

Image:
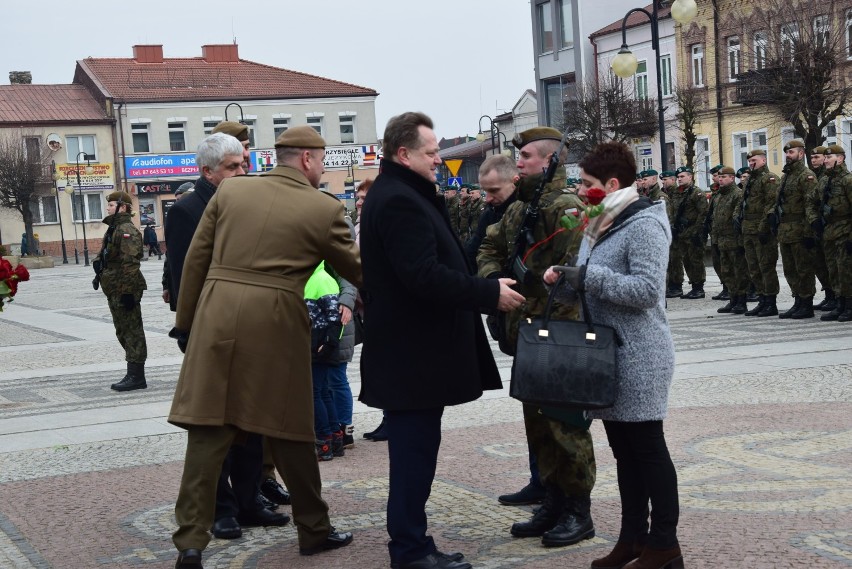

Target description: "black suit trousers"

left=214, top=432, right=263, bottom=519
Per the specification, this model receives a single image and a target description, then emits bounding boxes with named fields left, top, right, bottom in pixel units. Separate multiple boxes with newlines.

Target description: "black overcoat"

left=359, top=159, right=502, bottom=411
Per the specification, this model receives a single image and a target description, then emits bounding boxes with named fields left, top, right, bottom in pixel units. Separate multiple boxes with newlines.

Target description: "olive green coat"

left=98, top=212, right=146, bottom=298
left=737, top=165, right=780, bottom=236
left=710, top=183, right=743, bottom=250
left=670, top=184, right=708, bottom=241
left=776, top=160, right=819, bottom=244
left=819, top=162, right=852, bottom=242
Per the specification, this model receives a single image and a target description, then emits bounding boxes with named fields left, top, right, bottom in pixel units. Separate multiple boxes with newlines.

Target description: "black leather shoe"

left=510, top=490, right=564, bottom=537
left=368, top=423, right=388, bottom=442
left=175, top=548, right=202, bottom=568
left=211, top=517, right=242, bottom=539
left=299, top=527, right=353, bottom=555
left=540, top=511, right=595, bottom=547
left=258, top=493, right=279, bottom=511
left=363, top=418, right=386, bottom=439
left=711, top=286, right=729, bottom=300
left=665, top=287, right=683, bottom=299
left=498, top=482, right=546, bottom=506
left=237, top=507, right=290, bottom=528
left=392, top=552, right=472, bottom=569
left=261, top=478, right=291, bottom=505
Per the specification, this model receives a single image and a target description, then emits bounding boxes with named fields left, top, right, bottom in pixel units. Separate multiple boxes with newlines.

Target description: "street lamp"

left=50, top=160, right=69, bottom=264
left=72, top=151, right=93, bottom=266
left=610, top=0, right=697, bottom=171
left=224, top=102, right=245, bottom=124
left=477, top=115, right=513, bottom=158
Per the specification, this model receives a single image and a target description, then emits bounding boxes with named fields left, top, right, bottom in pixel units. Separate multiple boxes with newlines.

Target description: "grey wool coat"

left=556, top=199, right=675, bottom=422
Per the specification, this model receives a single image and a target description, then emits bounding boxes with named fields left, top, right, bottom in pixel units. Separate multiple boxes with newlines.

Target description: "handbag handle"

left=540, top=271, right=598, bottom=341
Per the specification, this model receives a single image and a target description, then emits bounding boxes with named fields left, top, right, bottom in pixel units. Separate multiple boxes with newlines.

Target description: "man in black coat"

left=359, top=112, right=524, bottom=569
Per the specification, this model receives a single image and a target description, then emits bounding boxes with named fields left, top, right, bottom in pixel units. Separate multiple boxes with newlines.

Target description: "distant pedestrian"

left=143, top=223, right=161, bottom=259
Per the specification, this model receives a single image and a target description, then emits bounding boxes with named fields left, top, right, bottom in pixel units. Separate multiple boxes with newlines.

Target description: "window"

left=813, top=15, right=829, bottom=49
left=203, top=120, right=219, bottom=136
left=72, top=192, right=103, bottom=222
left=781, top=23, right=799, bottom=63
left=695, top=138, right=711, bottom=188
left=30, top=195, right=58, bottom=224
left=23, top=137, right=41, bottom=162
left=781, top=127, right=796, bottom=149
left=131, top=123, right=150, bottom=153
left=691, top=44, right=704, bottom=87
left=635, top=60, right=649, bottom=100
left=307, top=116, right=324, bottom=136
left=751, top=130, right=767, bottom=150
left=138, top=196, right=157, bottom=226
left=660, top=54, right=673, bottom=97
left=544, top=79, right=567, bottom=128
left=168, top=122, right=186, bottom=152
left=66, top=135, right=97, bottom=162
left=754, top=31, right=768, bottom=70
left=273, top=117, right=290, bottom=139
left=728, top=36, right=740, bottom=80
left=538, top=1, right=554, bottom=53
left=824, top=122, right=838, bottom=145
left=637, top=145, right=653, bottom=170
left=339, top=115, right=355, bottom=144
left=558, top=0, right=573, bottom=49
left=242, top=120, right=256, bottom=148
left=733, top=133, right=749, bottom=170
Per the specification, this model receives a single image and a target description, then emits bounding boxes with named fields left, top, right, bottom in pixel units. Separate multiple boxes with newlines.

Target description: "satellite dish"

left=47, top=133, right=63, bottom=153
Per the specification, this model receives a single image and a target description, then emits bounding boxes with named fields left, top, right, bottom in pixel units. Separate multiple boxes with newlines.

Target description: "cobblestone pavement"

left=1, top=260, right=850, bottom=568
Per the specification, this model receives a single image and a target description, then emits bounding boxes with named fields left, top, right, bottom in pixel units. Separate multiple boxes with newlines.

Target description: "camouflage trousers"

left=667, top=244, right=683, bottom=286
left=710, top=241, right=721, bottom=280
left=812, top=240, right=832, bottom=292
left=523, top=405, right=595, bottom=497
left=718, top=247, right=749, bottom=296
left=779, top=241, right=816, bottom=298
left=107, top=295, right=147, bottom=363
left=824, top=237, right=852, bottom=297
left=675, top=238, right=706, bottom=284
left=742, top=234, right=780, bottom=295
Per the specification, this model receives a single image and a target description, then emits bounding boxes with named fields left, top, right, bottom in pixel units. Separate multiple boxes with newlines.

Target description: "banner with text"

left=58, top=163, right=115, bottom=190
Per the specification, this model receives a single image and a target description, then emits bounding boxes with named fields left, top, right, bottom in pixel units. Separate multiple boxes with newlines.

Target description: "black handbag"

left=510, top=274, right=618, bottom=410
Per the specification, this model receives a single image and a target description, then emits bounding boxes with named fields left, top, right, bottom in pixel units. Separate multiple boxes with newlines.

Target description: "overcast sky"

left=2, top=1, right=535, bottom=140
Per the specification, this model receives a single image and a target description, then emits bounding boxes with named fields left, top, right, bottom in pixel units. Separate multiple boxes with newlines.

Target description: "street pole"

left=50, top=161, right=69, bottom=264
left=75, top=152, right=90, bottom=266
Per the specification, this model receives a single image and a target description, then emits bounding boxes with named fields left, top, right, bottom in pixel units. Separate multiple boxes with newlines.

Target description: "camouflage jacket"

left=670, top=184, right=708, bottom=240
left=736, top=165, right=780, bottom=235
left=710, top=183, right=743, bottom=250
left=465, top=197, right=485, bottom=239
left=776, top=159, right=819, bottom=244
left=447, top=194, right=461, bottom=236
left=819, top=162, right=852, bottom=241
left=477, top=169, right=583, bottom=349
left=457, top=197, right=473, bottom=241
left=98, top=212, right=146, bottom=298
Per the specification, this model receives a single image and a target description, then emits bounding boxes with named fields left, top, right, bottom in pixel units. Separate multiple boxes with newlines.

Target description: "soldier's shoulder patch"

left=807, top=175, right=814, bottom=180
left=122, top=233, right=130, bottom=238
left=769, top=177, right=776, bottom=182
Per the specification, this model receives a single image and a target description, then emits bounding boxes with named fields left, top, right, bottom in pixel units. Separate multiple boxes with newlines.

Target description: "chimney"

left=9, top=71, right=32, bottom=84
left=201, top=44, right=239, bottom=63
left=132, top=45, right=164, bottom=64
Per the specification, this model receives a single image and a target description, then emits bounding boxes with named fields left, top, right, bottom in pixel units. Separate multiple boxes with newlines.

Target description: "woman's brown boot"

left=623, top=545, right=683, bottom=569
left=590, top=540, right=643, bottom=568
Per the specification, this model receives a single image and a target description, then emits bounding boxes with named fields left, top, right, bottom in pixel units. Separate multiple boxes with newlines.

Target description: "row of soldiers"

left=444, top=184, right=486, bottom=242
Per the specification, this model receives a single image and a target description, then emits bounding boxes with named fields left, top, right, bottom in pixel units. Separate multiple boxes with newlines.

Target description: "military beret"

left=783, top=139, right=805, bottom=151
left=736, top=166, right=750, bottom=177
left=512, top=127, right=562, bottom=149
left=709, top=164, right=723, bottom=174
left=274, top=125, right=326, bottom=148
left=718, top=166, right=736, bottom=175
left=644, top=169, right=658, bottom=177
left=747, top=149, right=766, bottom=158
left=812, top=146, right=827, bottom=155
left=175, top=182, right=194, bottom=195
left=106, top=191, right=133, bottom=204
left=212, top=121, right=249, bottom=142
left=675, top=166, right=693, bottom=175
left=660, top=170, right=676, bottom=178
left=824, top=144, right=845, bottom=155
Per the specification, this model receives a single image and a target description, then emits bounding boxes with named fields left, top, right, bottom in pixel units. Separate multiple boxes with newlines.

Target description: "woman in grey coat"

left=544, top=142, right=682, bottom=569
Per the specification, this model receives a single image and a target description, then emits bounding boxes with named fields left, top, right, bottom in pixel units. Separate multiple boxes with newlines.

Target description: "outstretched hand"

left=496, top=278, right=525, bottom=312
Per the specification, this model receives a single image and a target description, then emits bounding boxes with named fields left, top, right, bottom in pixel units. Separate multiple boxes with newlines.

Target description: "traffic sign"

left=448, top=177, right=463, bottom=187
left=445, top=159, right=463, bottom=177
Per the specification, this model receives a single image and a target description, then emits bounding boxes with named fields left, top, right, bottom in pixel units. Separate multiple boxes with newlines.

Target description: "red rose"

left=13, top=263, right=29, bottom=282
left=586, top=188, right=607, bottom=206
left=6, top=278, right=18, bottom=296
left=0, top=259, right=12, bottom=281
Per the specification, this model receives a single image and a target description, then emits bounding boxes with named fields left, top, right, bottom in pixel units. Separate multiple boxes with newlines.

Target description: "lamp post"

left=65, top=174, right=79, bottom=264
left=50, top=160, right=69, bottom=264
left=224, top=102, right=245, bottom=124
left=610, top=0, right=698, bottom=171
left=72, top=151, right=93, bottom=266
left=477, top=115, right=513, bottom=158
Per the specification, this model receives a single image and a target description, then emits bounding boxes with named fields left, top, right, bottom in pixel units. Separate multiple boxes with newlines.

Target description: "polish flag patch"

left=122, top=233, right=130, bottom=238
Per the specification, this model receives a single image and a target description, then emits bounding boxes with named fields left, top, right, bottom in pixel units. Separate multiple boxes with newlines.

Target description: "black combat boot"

left=712, top=285, right=729, bottom=300
left=791, top=296, right=815, bottom=319
left=111, top=362, right=147, bottom=392
left=681, top=281, right=705, bottom=299
left=665, top=283, right=684, bottom=299
left=815, top=289, right=837, bottom=311
left=746, top=284, right=759, bottom=302
left=731, top=295, right=748, bottom=314
left=779, top=296, right=800, bottom=319
left=540, top=495, right=595, bottom=547
left=837, top=298, right=852, bottom=322
left=744, top=295, right=765, bottom=316
left=757, top=295, right=778, bottom=316
left=510, top=487, right=565, bottom=537
left=820, top=297, right=846, bottom=321
left=717, top=297, right=736, bottom=313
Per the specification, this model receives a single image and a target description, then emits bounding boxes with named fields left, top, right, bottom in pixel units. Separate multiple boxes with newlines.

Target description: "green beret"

left=212, top=121, right=249, bottom=142
left=636, top=171, right=644, bottom=180
left=747, top=149, right=766, bottom=158
left=736, top=166, right=750, bottom=177
left=274, top=125, right=326, bottom=149
left=106, top=191, right=133, bottom=205
left=644, top=169, right=658, bottom=177
left=824, top=144, right=845, bottom=155
left=660, top=170, right=676, bottom=178
left=718, top=166, right=736, bottom=175
left=709, top=164, right=724, bottom=174
left=783, top=140, right=805, bottom=151
left=675, top=166, right=693, bottom=175
left=511, top=127, right=562, bottom=149
left=812, top=146, right=827, bottom=155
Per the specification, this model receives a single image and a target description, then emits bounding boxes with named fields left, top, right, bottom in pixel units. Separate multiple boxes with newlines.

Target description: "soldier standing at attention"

left=660, top=171, right=682, bottom=297
left=775, top=140, right=820, bottom=319
left=669, top=166, right=708, bottom=299
left=736, top=167, right=750, bottom=190
left=97, top=191, right=148, bottom=392
left=706, top=165, right=728, bottom=301
left=713, top=168, right=749, bottom=314
left=816, top=145, right=852, bottom=322
left=642, top=170, right=663, bottom=201
left=809, top=146, right=837, bottom=312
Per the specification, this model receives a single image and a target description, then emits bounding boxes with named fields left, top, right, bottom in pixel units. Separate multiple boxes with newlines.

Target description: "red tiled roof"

left=590, top=4, right=671, bottom=39
left=76, top=57, right=378, bottom=103
left=0, top=84, right=110, bottom=124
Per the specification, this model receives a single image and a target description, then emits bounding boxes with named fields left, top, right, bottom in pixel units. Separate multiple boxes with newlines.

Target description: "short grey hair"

left=479, top=154, right=518, bottom=182
left=196, top=133, right=244, bottom=171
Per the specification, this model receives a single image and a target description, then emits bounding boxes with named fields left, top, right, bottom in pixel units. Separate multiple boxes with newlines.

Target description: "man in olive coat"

left=168, top=127, right=361, bottom=568
left=359, top=112, right=523, bottom=569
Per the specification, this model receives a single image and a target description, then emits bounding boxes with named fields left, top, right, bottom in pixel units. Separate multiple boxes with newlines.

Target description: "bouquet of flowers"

left=559, top=187, right=607, bottom=231
left=0, top=258, right=30, bottom=311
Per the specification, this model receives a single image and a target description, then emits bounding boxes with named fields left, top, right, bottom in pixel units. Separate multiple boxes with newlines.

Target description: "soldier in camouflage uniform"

left=478, top=127, right=594, bottom=548
left=735, top=149, right=781, bottom=316
left=640, top=169, right=664, bottom=201
left=816, top=145, right=852, bottom=322
left=465, top=187, right=485, bottom=246
left=736, top=167, right=750, bottom=190
left=670, top=166, right=708, bottom=299
left=445, top=186, right=461, bottom=238
left=712, top=168, right=749, bottom=313
left=660, top=171, right=683, bottom=296
left=809, top=146, right=837, bottom=311
left=774, top=140, right=820, bottom=319
left=456, top=185, right=473, bottom=242
left=705, top=165, right=728, bottom=300
left=97, top=191, right=148, bottom=391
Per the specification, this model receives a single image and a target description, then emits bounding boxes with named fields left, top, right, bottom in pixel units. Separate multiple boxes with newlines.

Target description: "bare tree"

left=674, top=85, right=701, bottom=169
left=0, top=130, right=50, bottom=254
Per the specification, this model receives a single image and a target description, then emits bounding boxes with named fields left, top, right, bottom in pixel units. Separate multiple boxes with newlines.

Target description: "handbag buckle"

left=538, top=330, right=549, bottom=338
left=585, top=332, right=596, bottom=342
